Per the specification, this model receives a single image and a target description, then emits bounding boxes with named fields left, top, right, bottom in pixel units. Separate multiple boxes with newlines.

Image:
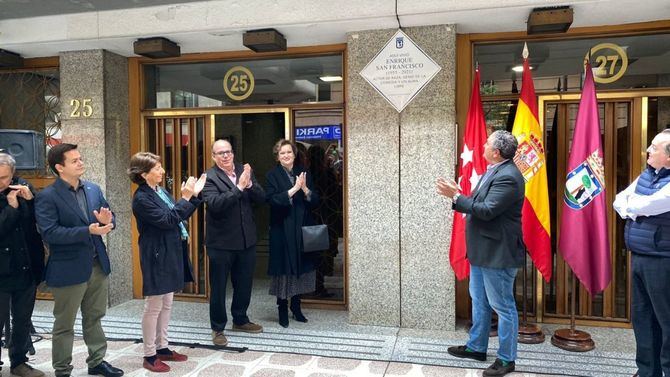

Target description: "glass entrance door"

left=539, top=96, right=640, bottom=324
left=212, top=110, right=289, bottom=284
left=142, top=116, right=209, bottom=299
left=138, top=109, right=290, bottom=302
left=473, top=92, right=659, bottom=326
left=138, top=108, right=347, bottom=307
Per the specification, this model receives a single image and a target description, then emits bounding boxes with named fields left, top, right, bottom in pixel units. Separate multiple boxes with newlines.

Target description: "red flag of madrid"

left=449, top=68, right=488, bottom=280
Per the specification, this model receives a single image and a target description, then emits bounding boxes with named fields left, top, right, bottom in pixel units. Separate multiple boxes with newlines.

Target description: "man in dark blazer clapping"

left=437, top=130, right=525, bottom=377
left=35, top=144, right=123, bottom=377
left=202, top=139, right=265, bottom=347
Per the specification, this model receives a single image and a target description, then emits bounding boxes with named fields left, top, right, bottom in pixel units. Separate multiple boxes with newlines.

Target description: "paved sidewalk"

left=2, top=335, right=559, bottom=377
left=9, top=297, right=636, bottom=377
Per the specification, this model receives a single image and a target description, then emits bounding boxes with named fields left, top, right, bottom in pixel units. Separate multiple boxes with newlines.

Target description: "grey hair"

left=663, top=128, right=670, bottom=156
left=490, top=130, right=518, bottom=159
left=0, top=153, right=16, bottom=172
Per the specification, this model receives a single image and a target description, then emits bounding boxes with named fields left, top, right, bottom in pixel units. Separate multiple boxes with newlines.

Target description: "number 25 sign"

left=584, top=43, right=628, bottom=84
left=223, top=66, right=255, bottom=101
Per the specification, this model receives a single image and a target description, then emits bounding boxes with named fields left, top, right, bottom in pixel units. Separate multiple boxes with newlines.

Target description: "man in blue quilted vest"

left=614, top=128, right=670, bottom=377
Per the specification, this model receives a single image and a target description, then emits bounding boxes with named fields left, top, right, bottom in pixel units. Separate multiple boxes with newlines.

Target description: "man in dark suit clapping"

left=202, top=139, right=265, bottom=347
left=437, top=130, right=525, bottom=377
left=35, top=144, right=123, bottom=377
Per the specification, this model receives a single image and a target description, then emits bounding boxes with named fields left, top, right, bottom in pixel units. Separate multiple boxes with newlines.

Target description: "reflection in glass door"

left=294, top=109, right=345, bottom=304
left=144, top=116, right=208, bottom=299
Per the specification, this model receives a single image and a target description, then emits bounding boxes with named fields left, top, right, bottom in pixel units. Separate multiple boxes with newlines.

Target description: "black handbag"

left=301, top=224, right=329, bottom=253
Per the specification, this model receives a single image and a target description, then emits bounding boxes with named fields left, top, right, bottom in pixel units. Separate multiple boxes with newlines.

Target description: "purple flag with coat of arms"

left=557, top=63, right=612, bottom=295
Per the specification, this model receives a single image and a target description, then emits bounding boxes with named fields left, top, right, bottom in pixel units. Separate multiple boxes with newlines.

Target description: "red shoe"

left=143, top=358, right=171, bottom=373
left=156, top=349, right=188, bottom=362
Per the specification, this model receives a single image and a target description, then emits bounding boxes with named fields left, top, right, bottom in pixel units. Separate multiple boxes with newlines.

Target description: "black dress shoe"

left=483, top=358, right=515, bottom=376
left=447, top=345, right=487, bottom=361
left=88, top=361, right=124, bottom=377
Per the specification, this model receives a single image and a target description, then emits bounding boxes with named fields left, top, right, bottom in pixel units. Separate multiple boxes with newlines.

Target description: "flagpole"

left=552, top=54, right=608, bottom=353
left=514, top=41, right=547, bottom=345
left=518, top=251, right=544, bottom=344
left=570, top=272, right=576, bottom=332
left=551, top=270, right=595, bottom=352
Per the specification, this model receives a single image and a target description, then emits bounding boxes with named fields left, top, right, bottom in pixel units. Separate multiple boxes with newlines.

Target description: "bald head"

left=213, top=139, right=231, bottom=151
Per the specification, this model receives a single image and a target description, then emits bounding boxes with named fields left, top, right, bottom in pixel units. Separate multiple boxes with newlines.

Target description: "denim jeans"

left=467, top=265, right=519, bottom=362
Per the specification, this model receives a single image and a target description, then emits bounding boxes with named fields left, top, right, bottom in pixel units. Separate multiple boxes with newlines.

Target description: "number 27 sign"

left=584, top=43, right=628, bottom=84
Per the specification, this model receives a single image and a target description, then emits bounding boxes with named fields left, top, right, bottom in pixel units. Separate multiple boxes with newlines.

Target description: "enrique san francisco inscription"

left=360, top=29, right=441, bottom=112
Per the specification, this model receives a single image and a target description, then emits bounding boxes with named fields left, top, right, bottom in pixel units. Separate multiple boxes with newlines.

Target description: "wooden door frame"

left=534, top=91, right=670, bottom=327
left=454, top=19, right=670, bottom=323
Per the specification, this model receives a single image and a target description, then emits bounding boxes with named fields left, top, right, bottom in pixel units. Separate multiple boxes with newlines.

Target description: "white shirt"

left=613, top=171, right=670, bottom=220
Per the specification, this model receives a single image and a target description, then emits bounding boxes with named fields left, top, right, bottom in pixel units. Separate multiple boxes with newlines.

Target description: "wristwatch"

left=453, top=192, right=461, bottom=202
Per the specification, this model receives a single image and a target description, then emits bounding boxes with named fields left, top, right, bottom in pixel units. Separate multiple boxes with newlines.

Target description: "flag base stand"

left=518, top=323, right=545, bottom=344
left=550, top=328, right=594, bottom=352
left=517, top=253, right=545, bottom=344
left=551, top=274, right=595, bottom=352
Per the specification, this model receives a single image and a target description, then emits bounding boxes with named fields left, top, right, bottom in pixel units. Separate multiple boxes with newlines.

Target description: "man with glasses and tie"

left=202, top=139, right=265, bottom=347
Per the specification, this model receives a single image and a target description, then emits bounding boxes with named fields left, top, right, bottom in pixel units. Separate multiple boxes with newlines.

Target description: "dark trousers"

left=632, top=253, right=670, bottom=377
left=208, top=245, right=256, bottom=331
left=0, top=284, right=35, bottom=369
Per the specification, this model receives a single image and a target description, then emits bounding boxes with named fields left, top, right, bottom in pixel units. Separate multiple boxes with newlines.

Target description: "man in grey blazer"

left=437, top=130, right=525, bottom=377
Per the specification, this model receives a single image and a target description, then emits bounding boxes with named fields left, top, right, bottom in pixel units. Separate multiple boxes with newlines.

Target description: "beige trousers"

left=142, top=292, right=174, bottom=357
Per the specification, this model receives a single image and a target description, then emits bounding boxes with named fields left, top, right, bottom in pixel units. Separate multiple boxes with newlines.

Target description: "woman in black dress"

left=265, top=139, right=319, bottom=327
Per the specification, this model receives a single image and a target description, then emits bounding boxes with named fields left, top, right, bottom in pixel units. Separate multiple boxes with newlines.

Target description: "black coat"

left=265, top=164, right=319, bottom=276
left=0, top=177, right=44, bottom=292
left=202, top=163, right=265, bottom=254
left=132, top=184, right=199, bottom=296
left=453, top=159, right=526, bottom=269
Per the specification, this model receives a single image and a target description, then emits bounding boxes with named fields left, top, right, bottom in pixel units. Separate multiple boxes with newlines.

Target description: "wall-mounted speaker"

left=0, top=49, right=23, bottom=68
left=0, top=130, right=45, bottom=170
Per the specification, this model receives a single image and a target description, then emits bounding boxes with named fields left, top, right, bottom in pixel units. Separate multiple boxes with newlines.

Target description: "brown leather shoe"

left=212, top=330, right=228, bottom=346
left=232, top=321, right=263, bottom=333
left=11, top=363, right=46, bottom=377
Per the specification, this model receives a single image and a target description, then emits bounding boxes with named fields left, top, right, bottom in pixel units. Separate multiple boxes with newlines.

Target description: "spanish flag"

left=511, top=45, right=552, bottom=282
